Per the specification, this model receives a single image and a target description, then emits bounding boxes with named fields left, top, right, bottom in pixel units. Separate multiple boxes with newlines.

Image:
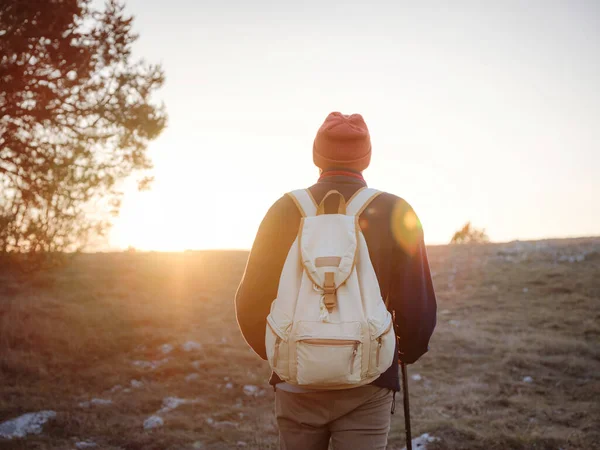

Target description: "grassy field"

left=1, top=238, right=599, bottom=449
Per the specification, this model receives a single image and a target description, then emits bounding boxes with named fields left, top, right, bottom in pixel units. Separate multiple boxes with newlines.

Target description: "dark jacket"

left=235, top=173, right=437, bottom=392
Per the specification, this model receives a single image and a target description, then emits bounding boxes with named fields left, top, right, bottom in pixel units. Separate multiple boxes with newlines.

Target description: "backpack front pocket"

left=296, top=338, right=362, bottom=386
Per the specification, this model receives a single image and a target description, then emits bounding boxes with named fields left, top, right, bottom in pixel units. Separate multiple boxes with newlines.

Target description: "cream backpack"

left=265, top=187, right=396, bottom=389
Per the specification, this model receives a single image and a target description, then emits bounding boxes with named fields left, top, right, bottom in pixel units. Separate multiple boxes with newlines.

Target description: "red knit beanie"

left=313, top=112, right=372, bottom=172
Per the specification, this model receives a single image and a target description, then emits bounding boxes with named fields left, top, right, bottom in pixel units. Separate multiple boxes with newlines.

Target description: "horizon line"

left=92, top=234, right=600, bottom=254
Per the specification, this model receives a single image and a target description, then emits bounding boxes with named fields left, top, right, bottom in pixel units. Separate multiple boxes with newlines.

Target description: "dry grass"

left=1, top=239, right=599, bottom=449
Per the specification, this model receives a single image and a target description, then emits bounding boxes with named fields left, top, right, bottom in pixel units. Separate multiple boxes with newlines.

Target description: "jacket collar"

left=317, top=169, right=367, bottom=186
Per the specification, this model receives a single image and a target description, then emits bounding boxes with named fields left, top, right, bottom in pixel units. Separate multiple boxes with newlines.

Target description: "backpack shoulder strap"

left=287, top=189, right=318, bottom=217
left=346, top=187, right=382, bottom=216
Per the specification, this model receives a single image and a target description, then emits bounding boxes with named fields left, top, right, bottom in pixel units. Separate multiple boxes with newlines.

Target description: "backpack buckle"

left=323, top=272, right=337, bottom=311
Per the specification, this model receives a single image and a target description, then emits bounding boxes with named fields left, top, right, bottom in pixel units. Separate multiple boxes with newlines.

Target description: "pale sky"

left=107, top=0, right=599, bottom=251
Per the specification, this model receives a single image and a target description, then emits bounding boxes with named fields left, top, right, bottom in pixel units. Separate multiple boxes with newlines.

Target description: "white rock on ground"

left=559, top=254, right=586, bottom=263
left=143, top=397, right=201, bottom=430
left=191, top=360, right=202, bottom=370
left=75, top=441, right=97, bottom=448
left=243, top=385, right=259, bottom=396
left=143, top=415, right=164, bottom=430
left=160, top=344, right=174, bottom=354
left=131, top=379, right=144, bottom=389
left=79, top=398, right=112, bottom=407
left=237, top=441, right=248, bottom=447
left=449, top=320, right=460, bottom=327
left=0, top=411, right=56, bottom=439
left=411, top=374, right=422, bottom=381
left=132, top=358, right=169, bottom=370
left=159, top=397, right=188, bottom=414
left=186, top=373, right=200, bottom=382
left=225, top=382, right=234, bottom=389
left=182, top=341, right=203, bottom=352
left=109, top=385, right=122, bottom=393
left=158, top=397, right=199, bottom=414
left=401, top=433, right=440, bottom=450
left=132, top=360, right=153, bottom=369
left=523, top=376, right=534, bottom=383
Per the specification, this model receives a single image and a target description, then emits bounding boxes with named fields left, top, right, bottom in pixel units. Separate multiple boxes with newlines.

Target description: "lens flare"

left=403, top=210, right=418, bottom=230
left=391, top=201, right=422, bottom=255
left=359, top=217, right=369, bottom=231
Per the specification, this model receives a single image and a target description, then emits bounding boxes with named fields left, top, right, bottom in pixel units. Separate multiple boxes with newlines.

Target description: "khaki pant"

left=275, top=385, right=393, bottom=450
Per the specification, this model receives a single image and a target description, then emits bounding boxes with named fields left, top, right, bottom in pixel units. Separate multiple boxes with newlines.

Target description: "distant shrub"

left=450, top=222, right=490, bottom=244
left=0, top=251, right=67, bottom=275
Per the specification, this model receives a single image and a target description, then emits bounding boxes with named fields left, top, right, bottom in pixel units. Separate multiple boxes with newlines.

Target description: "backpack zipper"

left=375, top=321, right=393, bottom=367
left=273, top=336, right=281, bottom=367
left=350, top=341, right=359, bottom=374
left=302, top=339, right=359, bottom=346
left=376, top=336, right=383, bottom=367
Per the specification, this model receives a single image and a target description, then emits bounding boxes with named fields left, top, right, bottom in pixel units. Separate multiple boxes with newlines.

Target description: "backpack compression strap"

left=287, top=189, right=318, bottom=217
left=346, top=187, right=381, bottom=216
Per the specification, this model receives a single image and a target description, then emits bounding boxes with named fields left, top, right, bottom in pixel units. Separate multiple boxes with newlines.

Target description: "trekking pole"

left=401, top=362, right=412, bottom=450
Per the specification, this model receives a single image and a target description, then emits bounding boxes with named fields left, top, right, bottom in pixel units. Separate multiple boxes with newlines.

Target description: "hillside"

left=1, top=238, right=599, bottom=449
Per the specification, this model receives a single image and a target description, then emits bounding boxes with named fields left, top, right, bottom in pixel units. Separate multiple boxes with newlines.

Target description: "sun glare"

left=108, top=183, right=261, bottom=252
